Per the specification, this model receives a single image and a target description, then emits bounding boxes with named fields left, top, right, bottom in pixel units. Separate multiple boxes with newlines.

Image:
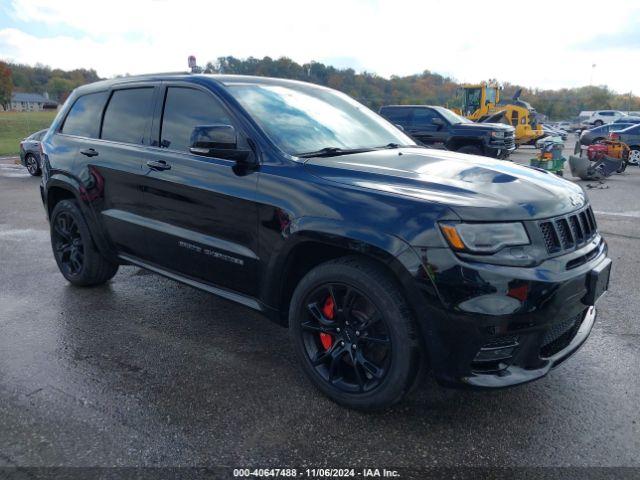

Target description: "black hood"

left=451, top=122, right=514, bottom=133
left=304, top=148, right=586, bottom=221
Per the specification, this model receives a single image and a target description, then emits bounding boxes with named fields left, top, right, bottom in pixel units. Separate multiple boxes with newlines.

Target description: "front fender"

left=261, top=216, right=445, bottom=344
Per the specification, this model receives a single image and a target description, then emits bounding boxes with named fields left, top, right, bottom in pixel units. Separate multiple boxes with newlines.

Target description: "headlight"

left=491, top=131, right=505, bottom=139
left=440, top=222, right=530, bottom=253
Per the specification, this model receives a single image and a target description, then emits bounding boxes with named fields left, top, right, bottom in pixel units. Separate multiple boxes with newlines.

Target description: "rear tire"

left=289, top=256, right=420, bottom=411
left=456, top=145, right=482, bottom=156
left=25, top=154, right=41, bottom=176
left=50, top=199, right=119, bottom=286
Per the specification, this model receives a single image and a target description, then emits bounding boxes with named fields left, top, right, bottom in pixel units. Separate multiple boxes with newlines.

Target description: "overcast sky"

left=1, top=0, right=638, bottom=93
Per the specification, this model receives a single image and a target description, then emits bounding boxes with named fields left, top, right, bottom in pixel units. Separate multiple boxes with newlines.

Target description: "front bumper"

left=486, top=143, right=516, bottom=159
left=412, top=240, right=610, bottom=389
left=461, top=306, right=596, bottom=388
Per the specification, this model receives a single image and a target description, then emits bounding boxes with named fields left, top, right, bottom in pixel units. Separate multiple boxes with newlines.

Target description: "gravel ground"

left=0, top=139, right=638, bottom=474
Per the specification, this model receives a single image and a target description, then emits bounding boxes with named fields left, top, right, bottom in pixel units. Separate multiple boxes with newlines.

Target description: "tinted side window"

left=160, top=87, right=232, bottom=152
left=380, top=108, right=411, bottom=125
left=411, top=108, right=436, bottom=127
left=61, top=92, right=108, bottom=138
left=101, top=88, right=154, bottom=144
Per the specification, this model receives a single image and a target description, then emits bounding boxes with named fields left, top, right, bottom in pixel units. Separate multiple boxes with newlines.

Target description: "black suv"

left=379, top=105, right=515, bottom=159
left=40, top=74, right=611, bottom=410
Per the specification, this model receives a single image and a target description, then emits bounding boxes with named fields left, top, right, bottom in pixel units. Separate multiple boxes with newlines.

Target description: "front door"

left=408, top=108, right=447, bottom=147
left=137, top=84, right=260, bottom=297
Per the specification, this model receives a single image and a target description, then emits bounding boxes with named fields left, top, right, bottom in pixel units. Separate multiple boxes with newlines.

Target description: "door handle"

left=80, top=148, right=99, bottom=157
left=146, top=160, right=171, bottom=171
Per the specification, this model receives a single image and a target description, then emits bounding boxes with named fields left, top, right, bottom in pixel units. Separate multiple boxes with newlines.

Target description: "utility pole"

left=589, top=64, right=596, bottom=86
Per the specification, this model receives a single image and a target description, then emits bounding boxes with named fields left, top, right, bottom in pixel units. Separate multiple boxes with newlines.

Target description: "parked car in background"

left=19, top=128, right=48, bottom=176
left=610, top=124, right=640, bottom=165
left=585, top=110, right=627, bottom=127
left=379, top=105, right=515, bottom=159
left=39, top=73, right=610, bottom=410
left=577, top=111, right=594, bottom=128
left=614, top=116, right=640, bottom=124
left=541, top=124, right=568, bottom=141
left=579, top=123, right=636, bottom=147
left=555, top=121, right=571, bottom=131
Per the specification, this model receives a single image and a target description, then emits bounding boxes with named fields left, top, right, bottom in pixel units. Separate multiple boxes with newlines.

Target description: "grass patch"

left=0, top=110, right=58, bottom=156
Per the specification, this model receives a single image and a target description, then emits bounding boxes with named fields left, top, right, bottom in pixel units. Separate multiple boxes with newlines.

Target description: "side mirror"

left=189, top=125, right=253, bottom=162
left=432, top=117, right=445, bottom=126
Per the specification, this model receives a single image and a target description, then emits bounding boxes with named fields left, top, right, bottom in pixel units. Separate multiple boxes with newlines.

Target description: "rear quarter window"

left=61, top=91, right=108, bottom=138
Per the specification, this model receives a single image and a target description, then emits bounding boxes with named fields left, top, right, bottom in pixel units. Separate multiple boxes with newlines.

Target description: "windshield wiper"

left=296, top=147, right=375, bottom=158
left=297, top=143, right=421, bottom=158
left=379, top=143, right=422, bottom=149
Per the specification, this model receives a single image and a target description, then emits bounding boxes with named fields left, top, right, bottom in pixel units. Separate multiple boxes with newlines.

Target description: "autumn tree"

left=0, top=61, right=12, bottom=110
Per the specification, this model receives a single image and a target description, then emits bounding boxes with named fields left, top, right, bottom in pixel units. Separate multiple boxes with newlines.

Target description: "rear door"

left=49, top=91, right=109, bottom=183
left=74, top=84, right=158, bottom=259
left=379, top=107, right=411, bottom=131
left=137, top=83, right=260, bottom=296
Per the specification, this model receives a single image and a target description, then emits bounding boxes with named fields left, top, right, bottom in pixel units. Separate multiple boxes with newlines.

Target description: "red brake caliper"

left=319, top=296, right=335, bottom=350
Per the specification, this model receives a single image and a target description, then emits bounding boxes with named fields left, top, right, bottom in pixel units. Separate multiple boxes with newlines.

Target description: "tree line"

left=0, top=61, right=100, bottom=108
left=1, top=57, right=638, bottom=119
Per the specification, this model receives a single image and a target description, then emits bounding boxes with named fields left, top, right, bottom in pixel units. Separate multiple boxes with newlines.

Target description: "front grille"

left=540, top=312, right=585, bottom=358
left=481, top=335, right=519, bottom=350
left=566, top=244, right=601, bottom=270
left=538, top=206, right=597, bottom=255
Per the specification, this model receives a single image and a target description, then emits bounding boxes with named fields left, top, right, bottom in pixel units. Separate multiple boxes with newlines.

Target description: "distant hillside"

left=2, top=57, right=638, bottom=120
left=207, top=56, right=640, bottom=120
left=2, top=61, right=101, bottom=103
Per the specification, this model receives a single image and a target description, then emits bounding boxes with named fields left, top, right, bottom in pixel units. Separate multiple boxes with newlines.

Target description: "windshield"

left=437, top=107, right=472, bottom=125
left=226, top=82, right=415, bottom=155
left=463, top=88, right=481, bottom=114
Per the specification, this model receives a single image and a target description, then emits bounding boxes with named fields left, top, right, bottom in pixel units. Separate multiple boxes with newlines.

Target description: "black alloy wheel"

left=52, top=211, right=84, bottom=277
left=301, top=283, right=392, bottom=394
left=49, top=199, right=119, bottom=286
left=25, top=154, right=41, bottom=176
left=290, top=257, right=420, bottom=410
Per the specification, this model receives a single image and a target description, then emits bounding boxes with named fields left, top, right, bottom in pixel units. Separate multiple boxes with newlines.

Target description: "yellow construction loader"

left=452, top=81, right=544, bottom=146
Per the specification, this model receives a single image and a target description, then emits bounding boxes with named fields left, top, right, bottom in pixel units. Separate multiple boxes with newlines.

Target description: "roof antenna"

left=188, top=55, right=202, bottom=74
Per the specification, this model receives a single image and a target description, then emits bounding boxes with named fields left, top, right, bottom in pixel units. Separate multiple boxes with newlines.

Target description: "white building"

left=9, top=92, right=58, bottom=111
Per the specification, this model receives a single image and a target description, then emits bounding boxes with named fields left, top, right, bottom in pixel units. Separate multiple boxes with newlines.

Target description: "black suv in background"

left=379, top=105, right=515, bottom=159
left=40, top=74, right=610, bottom=410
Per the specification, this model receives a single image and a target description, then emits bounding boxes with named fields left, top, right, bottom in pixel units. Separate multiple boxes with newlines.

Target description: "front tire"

left=456, top=145, right=482, bottom=156
left=289, top=257, right=420, bottom=410
left=629, top=148, right=640, bottom=166
left=25, top=154, right=41, bottom=176
left=50, top=199, right=119, bottom=286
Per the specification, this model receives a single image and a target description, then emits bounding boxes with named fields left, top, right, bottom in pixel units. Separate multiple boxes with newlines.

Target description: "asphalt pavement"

left=0, top=140, right=638, bottom=472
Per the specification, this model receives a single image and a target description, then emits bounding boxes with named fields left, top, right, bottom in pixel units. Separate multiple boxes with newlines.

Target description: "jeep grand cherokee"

left=39, top=74, right=611, bottom=410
